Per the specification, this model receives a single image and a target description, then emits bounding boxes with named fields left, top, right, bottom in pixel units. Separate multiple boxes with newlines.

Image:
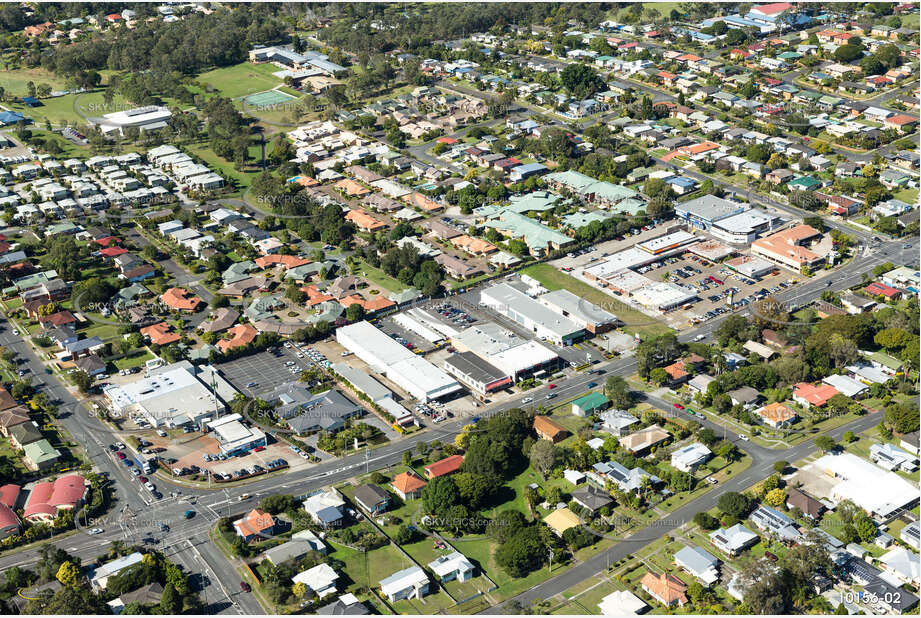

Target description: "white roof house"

left=293, top=563, right=339, bottom=598
left=379, top=565, right=429, bottom=602
left=670, top=443, right=712, bottom=473
left=878, top=547, right=921, bottom=586
left=709, top=524, right=759, bottom=556
left=597, top=589, right=648, bottom=615
left=821, top=374, right=868, bottom=398
left=674, top=545, right=720, bottom=585
left=91, top=552, right=145, bottom=590
left=427, top=551, right=475, bottom=582
left=869, top=443, right=919, bottom=472
left=815, top=453, right=918, bottom=520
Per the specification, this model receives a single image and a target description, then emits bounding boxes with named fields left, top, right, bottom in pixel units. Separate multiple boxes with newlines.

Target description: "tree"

left=259, top=494, right=294, bottom=514
left=455, top=472, right=491, bottom=509
left=604, top=376, right=633, bottom=409
left=814, top=436, right=836, bottom=453
left=393, top=524, right=416, bottom=545
left=717, top=492, right=750, bottom=518
left=421, top=476, right=460, bottom=516
left=560, top=63, right=604, bottom=98
left=764, top=488, right=787, bottom=507
left=773, top=461, right=788, bottom=474
left=529, top=440, right=556, bottom=479
left=345, top=303, right=365, bottom=322
left=697, top=428, right=717, bottom=447
left=648, top=367, right=669, bottom=386
left=292, top=581, right=307, bottom=599
left=160, top=582, right=182, bottom=614
left=693, top=511, right=719, bottom=530
left=834, top=44, right=863, bottom=62
left=740, top=557, right=790, bottom=614
left=495, top=525, right=545, bottom=578
left=853, top=511, right=877, bottom=543
left=56, top=561, right=80, bottom=587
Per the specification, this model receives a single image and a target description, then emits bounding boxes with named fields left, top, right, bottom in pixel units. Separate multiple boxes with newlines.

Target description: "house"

left=670, top=442, right=711, bottom=473
left=91, top=552, right=145, bottom=591
left=619, top=424, right=670, bottom=454
left=728, top=386, right=761, bottom=407
left=870, top=443, right=918, bottom=472
left=709, top=523, right=759, bottom=556
left=750, top=505, right=801, bottom=543
left=572, top=392, right=610, bottom=417
left=293, top=563, right=340, bottom=598
left=160, top=287, right=203, bottom=312
left=793, top=381, right=841, bottom=410
left=317, top=593, right=369, bottom=615
left=264, top=538, right=321, bottom=566
left=234, top=509, right=276, bottom=543
left=754, top=402, right=797, bottom=428
left=598, top=409, right=639, bottom=437
left=785, top=487, right=825, bottom=520
left=9, top=421, right=43, bottom=449
left=304, top=489, right=346, bottom=528
left=0, top=407, right=29, bottom=437
left=688, top=374, right=716, bottom=395
left=878, top=547, right=921, bottom=586
left=841, top=293, right=876, bottom=314
left=23, top=440, right=61, bottom=471
left=641, top=571, right=688, bottom=607
left=379, top=566, right=429, bottom=602
left=428, top=551, right=475, bottom=583
left=901, top=431, right=920, bottom=456
left=822, top=374, right=867, bottom=399
left=533, top=415, right=567, bottom=443
left=424, top=454, right=464, bottom=479
left=674, top=545, right=720, bottom=585
left=597, top=590, right=648, bottom=615
left=352, top=484, right=391, bottom=514
left=571, top=486, right=613, bottom=514
left=543, top=507, right=582, bottom=536
left=391, top=471, right=426, bottom=500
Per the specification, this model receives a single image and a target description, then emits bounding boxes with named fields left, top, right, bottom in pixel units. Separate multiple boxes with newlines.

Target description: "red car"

left=548, top=383, right=557, bottom=389
left=240, top=582, right=251, bottom=593
left=673, top=403, right=684, bottom=410
left=253, top=446, right=265, bottom=452
left=116, top=452, right=126, bottom=460
left=138, top=476, right=148, bottom=484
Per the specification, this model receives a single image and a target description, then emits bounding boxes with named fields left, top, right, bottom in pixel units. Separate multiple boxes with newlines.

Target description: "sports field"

left=197, top=62, right=284, bottom=99
left=244, top=89, right=296, bottom=106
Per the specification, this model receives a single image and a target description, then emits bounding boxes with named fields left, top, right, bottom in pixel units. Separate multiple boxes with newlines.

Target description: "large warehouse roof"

left=816, top=453, right=917, bottom=520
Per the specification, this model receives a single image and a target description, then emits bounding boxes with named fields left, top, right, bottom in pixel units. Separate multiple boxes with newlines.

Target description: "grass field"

left=198, top=62, right=284, bottom=99
left=0, top=67, right=70, bottom=97
left=520, top=263, right=672, bottom=338
left=894, top=187, right=919, bottom=205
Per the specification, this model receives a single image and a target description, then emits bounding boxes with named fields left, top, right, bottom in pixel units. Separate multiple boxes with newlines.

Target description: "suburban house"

left=571, top=392, right=611, bottom=417
left=304, top=489, right=346, bottom=528
left=619, top=424, right=670, bottom=455
left=379, top=565, right=430, bottom=602
left=427, top=551, right=475, bottom=583
left=234, top=509, right=276, bottom=543
left=674, top=545, right=720, bottom=585
left=641, top=571, right=688, bottom=607
left=352, top=484, right=391, bottom=514
left=786, top=487, right=825, bottom=520
left=709, top=523, right=759, bottom=556
left=533, top=415, right=568, bottom=443
left=424, top=455, right=464, bottom=479
left=391, top=471, right=427, bottom=500
left=670, top=442, right=712, bottom=473
left=293, top=563, right=340, bottom=599
left=571, top=486, right=614, bottom=515
left=91, top=553, right=145, bottom=591
left=754, top=402, right=797, bottom=429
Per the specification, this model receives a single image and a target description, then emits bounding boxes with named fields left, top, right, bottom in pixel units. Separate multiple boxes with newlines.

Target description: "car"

left=123, top=459, right=134, bottom=466
left=246, top=382, right=258, bottom=388
left=145, top=482, right=156, bottom=492
left=138, top=476, right=148, bottom=484
left=548, top=383, right=557, bottom=389
left=240, top=582, right=251, bottom=593
left=116, top=452, right=126, bottom=460
left=130, top=468, right=140, bottom=476
left=89, top=528, right=104, bottom=535
left=545, top=393, right=557, bottom=400
left=108, top=444, right=117, bottom=452
left=692, top=334, right=705, bottom=342
left=705, top=476, right=718, bottom=485
left=11, top=329, right=17, bottom=335
left=587, top=382, right=597, bottom=388
left=152, top=491, right=162, bottom=500
left=738, top=434, right=750, bottom=441
left=253, top=446, right=265, bottom=452
left=673, top=403, right=684, bottom=410
left=184, top=510, right=195, bottom=519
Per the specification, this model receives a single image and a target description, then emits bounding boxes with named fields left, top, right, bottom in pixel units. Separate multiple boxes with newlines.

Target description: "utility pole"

left=548, top=548, right=554, bottom=573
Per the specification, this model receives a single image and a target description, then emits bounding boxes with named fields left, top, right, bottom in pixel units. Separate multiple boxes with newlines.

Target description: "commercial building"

left=266, top=385, right=362, bottom=434
left=636, top=231, right=698, bottom=255
left=91, top=106, right=171, bottom=135
left=709, top=209, right=783, bottom=245
left=631, top=281, right=698, bottom=311
left=537, top=289, right=617, bottom=334
left=207, top=414, right=267, bottom=455
left=814, top=453, right=918, bottom=521
left=336, top=321, right=462, bottom=402
left=725, top=255, right=776, bottom=279
left=451, top=322, right=560, bottom=380
left=480, top=283, right=585, bottom=345
left=752, top=224, right=825, bottom=271
left=675, top=195, right=749, bottom=231
left=103, top=364, right=224, bottom=427
left=442, top=352, right=512, bottom=395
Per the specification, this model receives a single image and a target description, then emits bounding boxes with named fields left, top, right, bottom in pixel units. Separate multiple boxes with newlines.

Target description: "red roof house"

left=424, top=455, right=464, bottom=479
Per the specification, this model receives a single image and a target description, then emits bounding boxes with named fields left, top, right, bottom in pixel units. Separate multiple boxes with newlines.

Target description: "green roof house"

left=23, top=439, right=60, bottom=471
left=572, top=392, right=611, bottom=417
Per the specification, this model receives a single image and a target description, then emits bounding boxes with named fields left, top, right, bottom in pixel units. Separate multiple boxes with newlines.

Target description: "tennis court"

left=244, top=89, right=297, bottom=106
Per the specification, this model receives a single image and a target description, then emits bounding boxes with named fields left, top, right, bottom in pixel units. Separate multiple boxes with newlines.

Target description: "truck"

left=134, top=454, right=155, bottom=474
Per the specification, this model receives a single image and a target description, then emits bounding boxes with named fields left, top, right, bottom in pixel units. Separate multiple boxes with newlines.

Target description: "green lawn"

left=113, top=350, right=155, bottom=371
left=198, top=62, right=285, bottom=99
left=0, top=67, right=70, bottom=97
left=894, top=188, right=918, bottom=204
left=520, top=263, right=672, bottom=338
left=187, top=142, right=266, bottom=192
left=5, top=90, right=138, bottom=126
left=358, top=262, right=408, bottom=293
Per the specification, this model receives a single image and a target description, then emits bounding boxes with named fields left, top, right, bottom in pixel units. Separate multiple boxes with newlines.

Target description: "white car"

left=89, top=528, right=104, bottom=535
left=738, top=434, right=750, bottom=441
left=145, top=482, right=156, bottom=492
left=693, top=334, right=705, bottom=342
left=521, top=397, right=533, bottom=404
